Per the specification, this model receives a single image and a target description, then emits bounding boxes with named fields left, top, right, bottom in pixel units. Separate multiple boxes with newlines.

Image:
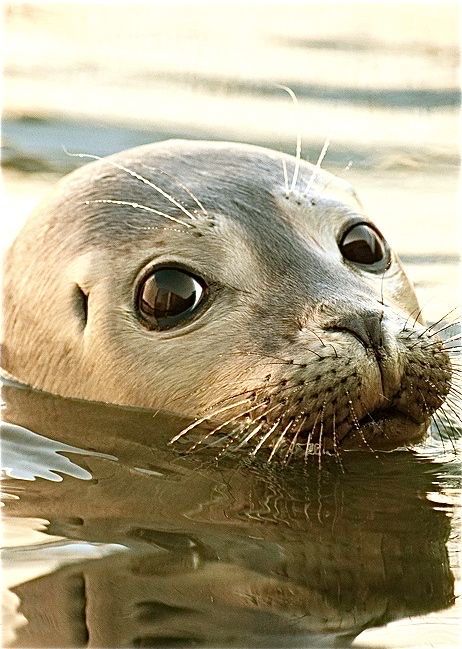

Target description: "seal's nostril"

left=323, top=309, right=400, bottom=397
left=324, top=311, right=384, bottom=352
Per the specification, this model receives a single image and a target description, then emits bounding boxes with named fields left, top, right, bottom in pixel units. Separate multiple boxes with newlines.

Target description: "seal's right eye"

left=137, top=268, right=208, bottom=330
left=339, top=222, right=389, bottom=271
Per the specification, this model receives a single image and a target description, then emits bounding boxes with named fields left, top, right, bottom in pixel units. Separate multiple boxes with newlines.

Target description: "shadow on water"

left=1, top=380, right=458, bottom=648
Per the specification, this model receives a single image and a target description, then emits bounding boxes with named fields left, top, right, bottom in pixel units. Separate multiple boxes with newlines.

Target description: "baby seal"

left=2, top=140, right=454, bottom=458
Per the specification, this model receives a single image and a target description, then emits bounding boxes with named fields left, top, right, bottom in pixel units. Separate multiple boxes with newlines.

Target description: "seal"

left=2, top=139, right=454, bottom=458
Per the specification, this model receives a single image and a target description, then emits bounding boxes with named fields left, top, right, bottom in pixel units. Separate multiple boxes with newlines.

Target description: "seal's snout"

left=321, top=307, right=402, bottom=401
left=324, top=310, right=384, bottom=354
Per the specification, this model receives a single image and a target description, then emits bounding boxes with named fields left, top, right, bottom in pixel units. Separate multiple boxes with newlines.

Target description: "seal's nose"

left=322, top=308, right=403, bottom=400
left=324, top=310, right=384, bottom=355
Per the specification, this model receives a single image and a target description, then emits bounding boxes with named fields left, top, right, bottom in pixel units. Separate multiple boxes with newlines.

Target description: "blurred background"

left=2, top=0, right=460, bottom=321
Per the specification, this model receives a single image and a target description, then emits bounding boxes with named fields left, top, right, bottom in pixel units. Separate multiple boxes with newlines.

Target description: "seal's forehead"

left=162, top=138, right=362, bottom=211
left=76, top=138, right=360, bottom=211
left=58, top=139, right=363, bottom=258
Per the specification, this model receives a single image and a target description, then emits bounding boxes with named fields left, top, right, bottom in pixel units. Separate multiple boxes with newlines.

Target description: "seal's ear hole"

left=73, top=285, right=88, bottom=328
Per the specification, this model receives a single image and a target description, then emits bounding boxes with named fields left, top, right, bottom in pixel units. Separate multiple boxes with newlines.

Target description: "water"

left=2, top=3, right=460, bottom=646
left=2, top=378, right=460, bottom=648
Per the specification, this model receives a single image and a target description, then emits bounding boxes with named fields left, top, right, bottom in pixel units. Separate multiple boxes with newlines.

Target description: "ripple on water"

left=1, top=380, right=460, bottom=648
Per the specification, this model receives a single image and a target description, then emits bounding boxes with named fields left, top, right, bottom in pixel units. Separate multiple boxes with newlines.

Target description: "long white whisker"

left=304, top=138, right=330, bottom=196
left=188, top=401, right=268, bottom=451
left=236, top=402, right=284, bottom=449
left=284, top=414, right=307, bottom=464
left=304, top=411, right=320, bottom=462
left=141, top=164, right=208, bottom=216
left=345, top=390, right=379, bottom=457
left=169, top=398, right=251, bottom=444
left=64, top=150, right=198, bottom=221
left=276, top=85, right=302, bottom=192
left=268, top=419, right=294, bottom=462
left=83, top=199, right=191, bottom=228
left=317, top=401, right=327, bottom=469
left=236, top=421, right=265, bottom=449
left=251, top=418, right=281, bottom=456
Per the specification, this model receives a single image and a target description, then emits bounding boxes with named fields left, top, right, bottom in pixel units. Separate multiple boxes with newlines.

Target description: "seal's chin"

left=339, top=407, right=429, bottom=451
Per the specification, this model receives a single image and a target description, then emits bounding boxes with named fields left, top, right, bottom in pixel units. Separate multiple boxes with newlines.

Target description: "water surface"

left=2, top=380, right=460, bottom=648
left=2, top=3, right=460, bottom=647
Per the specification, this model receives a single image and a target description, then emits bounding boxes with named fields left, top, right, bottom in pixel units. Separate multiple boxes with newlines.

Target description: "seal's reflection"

left=2, top=382, right=455, bottom=648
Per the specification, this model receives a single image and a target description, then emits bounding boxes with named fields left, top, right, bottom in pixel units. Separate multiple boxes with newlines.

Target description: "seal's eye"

left=138, top=268, right=207, bottom=330
left=339, top=223, right=388, bottom=269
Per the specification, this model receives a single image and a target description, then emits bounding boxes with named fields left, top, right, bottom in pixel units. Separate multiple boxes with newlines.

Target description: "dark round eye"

left=339, top=223, right=388, bottom=269
left=137, top=268, right=208, bottom=330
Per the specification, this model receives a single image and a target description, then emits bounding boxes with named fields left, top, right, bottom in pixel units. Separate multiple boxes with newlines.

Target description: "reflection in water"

left=1, top=381, right=458, bottom=647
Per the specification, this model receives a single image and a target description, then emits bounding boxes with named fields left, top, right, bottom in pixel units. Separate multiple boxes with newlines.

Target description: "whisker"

left=345, top=390, right=379, bottom=457
left=317, top=401, right=327, bottom=469
left=440, top=334, right=462, bottom=345
left=305, top=328, right=326, bottom=347
left=401, top=306, right=422, bottom=333
left=236, top=421, right=266, bottom=449
left=304, top=327, right=339, bottom=357
left=418, top=307, right=460, bottom=338
left=331, top=411, right=345, bottom=473
left=304, top=411, right=320, bottom=462
left=427, top=320, right=461, bottom=339
left=64, top=150, right=198, bottom=221
left=141, top=164, right=208, bottom=216
left=444, top=397, right=462, bottom=423
left=283, top=414, right=307, bottom=464
left=169, top=397, right=251, bottom=444
left=436, top=347, right=462, bottom=355
left=82, top=199, right=191, bottom=228
left=203, top=376, right=307, bottom=414
left=236, top=402, right=288, bottom=450
left=426, top=387, right=456, bottom=454
left=212, top=424, right=253, bottom=461
left=230, top=348, right=323, bottom=363
left=304, top=138, right=330, bottom=196
left=447, top=384, right=462, bottom=399
left=437, top=408, right=457, bottom=453
left=268, top=419, right=295, bottom=463
left=413, top=333, right=461, bottom=351
left=430, top=409, right=448, bottom=452
left=251, top=418, right=282, bottom=456
left=276, top=85, right=302, bottom=192
left=188, top=400, right=268, bottom=451
left=404, top=306, right=425, bottom=336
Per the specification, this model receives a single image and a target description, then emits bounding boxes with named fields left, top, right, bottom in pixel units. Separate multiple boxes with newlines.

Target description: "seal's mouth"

left=293, top=403, right=427, bottom=453
left=340, top=405, right=428, bottom=450
left=359, top=405, right=420, bottom=427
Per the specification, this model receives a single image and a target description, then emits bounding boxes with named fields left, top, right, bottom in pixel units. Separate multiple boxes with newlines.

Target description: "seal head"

left=2, top=140, right=452, bottom=455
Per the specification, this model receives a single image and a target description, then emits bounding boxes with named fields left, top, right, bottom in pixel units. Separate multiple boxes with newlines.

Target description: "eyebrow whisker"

left=141, top=164, right=208, bottom=216
left=82, top=199, right=192, bottom=228
left=64, top=150, right=198, bottom=221
left=304, top=138, right=330, bottom=196
left=276, top=84, right=302, bottom=193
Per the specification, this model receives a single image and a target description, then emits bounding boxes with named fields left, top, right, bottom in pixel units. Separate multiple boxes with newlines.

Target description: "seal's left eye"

left=138, top=268, right=207, bottom=330
left=339, top=223, right=388, bottom=269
